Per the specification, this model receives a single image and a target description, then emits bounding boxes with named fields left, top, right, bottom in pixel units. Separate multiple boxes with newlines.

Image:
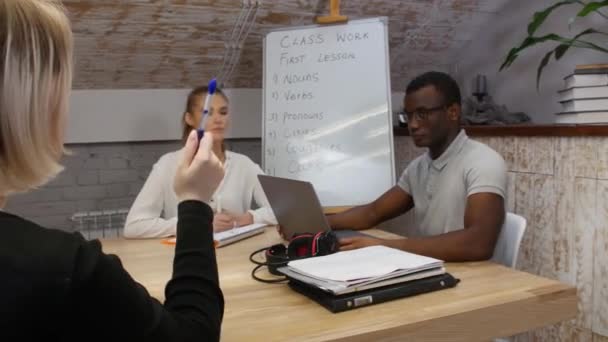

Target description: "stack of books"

left=556, top=64, right=608, bottom=123
left=278, top=245, right=459, bottom=312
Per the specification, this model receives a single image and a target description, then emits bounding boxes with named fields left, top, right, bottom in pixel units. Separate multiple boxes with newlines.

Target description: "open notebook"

left=162, top=223, right=267, bottom=247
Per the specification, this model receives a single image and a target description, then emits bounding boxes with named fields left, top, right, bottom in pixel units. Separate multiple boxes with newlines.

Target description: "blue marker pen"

left=197, top=78, right=217, bottom=140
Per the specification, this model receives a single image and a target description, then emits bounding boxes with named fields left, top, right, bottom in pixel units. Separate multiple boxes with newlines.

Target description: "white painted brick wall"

left=63, top=185, right=107, bottom=200
left=3, top=139, right=260, bottom=232
left=76, top=171, right=99, bottom=185
left=99, top=170, right=139, bottom=184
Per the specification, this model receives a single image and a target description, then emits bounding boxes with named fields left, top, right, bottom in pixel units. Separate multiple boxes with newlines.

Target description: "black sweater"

left=0, top=200, right=224, bottom=341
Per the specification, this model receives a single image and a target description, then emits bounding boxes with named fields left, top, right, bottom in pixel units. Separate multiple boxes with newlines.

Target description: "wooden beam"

left=394, top=124, right=608, bottom=137
left=315, top=0, right=348, bottom=24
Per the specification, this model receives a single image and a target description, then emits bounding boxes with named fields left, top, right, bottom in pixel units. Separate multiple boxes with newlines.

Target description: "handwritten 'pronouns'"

left=265, top=112, right=324, bottom=125
left=282, top=112, right=324, bottom=123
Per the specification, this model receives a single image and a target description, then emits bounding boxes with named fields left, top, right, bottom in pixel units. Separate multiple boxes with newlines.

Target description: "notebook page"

left=163, top=223, right=267, bottom=244
left=214, top=223, right=267, bottom=241
left=287, top=245, right=443, bottom=282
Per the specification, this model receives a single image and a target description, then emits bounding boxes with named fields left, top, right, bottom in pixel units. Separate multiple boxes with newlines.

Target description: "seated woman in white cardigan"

left=124, top=86, right=277, bottom=238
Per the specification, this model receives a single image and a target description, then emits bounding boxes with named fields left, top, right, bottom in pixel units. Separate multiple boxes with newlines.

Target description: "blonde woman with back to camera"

left=0, top=0, right=225, bottom=340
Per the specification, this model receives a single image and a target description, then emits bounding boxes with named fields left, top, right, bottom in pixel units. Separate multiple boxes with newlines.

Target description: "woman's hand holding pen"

left=174, top=131, right=224, bottom=203
left=213, top=211, right=253, bottom=232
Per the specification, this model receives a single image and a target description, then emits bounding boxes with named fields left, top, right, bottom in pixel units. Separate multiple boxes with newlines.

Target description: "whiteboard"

left=66, top=88, right=263, bottom=143
left=262, top=18, right=395, bottom=207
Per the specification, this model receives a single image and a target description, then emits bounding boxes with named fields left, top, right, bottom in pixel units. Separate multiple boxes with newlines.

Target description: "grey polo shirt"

left=397, top=130, right=507, bottom=237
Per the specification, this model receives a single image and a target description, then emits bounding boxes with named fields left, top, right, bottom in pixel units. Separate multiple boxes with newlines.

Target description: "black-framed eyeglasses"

left=400, top=104, right=446, bottom=122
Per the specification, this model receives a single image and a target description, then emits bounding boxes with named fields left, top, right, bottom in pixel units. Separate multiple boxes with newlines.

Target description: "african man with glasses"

left=329, top=71, right=507, bottom=262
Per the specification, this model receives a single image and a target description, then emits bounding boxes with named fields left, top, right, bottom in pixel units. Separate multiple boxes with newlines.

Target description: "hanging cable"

left=223, top=0, right=258, bottom=85
left=224, top=0, right=260, bottom=85
left=220, top=0, right=254, bottom=83
left=217, top=0, right=249, bottom=84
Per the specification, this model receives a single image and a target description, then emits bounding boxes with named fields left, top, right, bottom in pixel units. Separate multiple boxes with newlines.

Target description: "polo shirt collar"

left=426, top=129, right=468, bottom=171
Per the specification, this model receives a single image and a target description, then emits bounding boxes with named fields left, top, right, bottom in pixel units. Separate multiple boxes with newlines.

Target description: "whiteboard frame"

left=262, top=17, right=396, bottom=204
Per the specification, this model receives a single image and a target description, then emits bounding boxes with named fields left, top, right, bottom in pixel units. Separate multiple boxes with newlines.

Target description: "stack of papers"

left=279, top=245, right=445, bottom=295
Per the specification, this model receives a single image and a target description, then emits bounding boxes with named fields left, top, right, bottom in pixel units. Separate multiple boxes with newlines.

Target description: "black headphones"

left=249, top=231, right=339, bottom=283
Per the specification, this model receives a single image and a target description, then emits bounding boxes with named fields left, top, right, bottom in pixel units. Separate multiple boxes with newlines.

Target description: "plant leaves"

left=577, top=0, right=608, bottom=17
left=500, top=30, right=608, bottom=72
left=536, top=50, right=554, bottom=90
left=555, top=44, right=570, bottom=60
left=499, top=47, right=520, bottom=71
left=549, top=35, right=608, bottom=53
left=528, top=0, right=583, bottom=36
left=500, top=34, right=563, bottom=71
left=555, top=28, right=601, bottom=59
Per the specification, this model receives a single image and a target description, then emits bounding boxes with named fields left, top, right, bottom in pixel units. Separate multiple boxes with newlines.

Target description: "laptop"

left=258, top=175, right=368, bottom=240
left=288, top=273, right=460, bottom=313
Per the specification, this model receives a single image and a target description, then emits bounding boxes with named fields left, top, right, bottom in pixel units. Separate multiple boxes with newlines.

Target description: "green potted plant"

left=499, top=0, right=608, bottom=88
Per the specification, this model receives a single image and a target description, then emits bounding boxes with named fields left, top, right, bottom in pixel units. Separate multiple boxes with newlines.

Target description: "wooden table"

left=101, top=228, right=577, bottom=341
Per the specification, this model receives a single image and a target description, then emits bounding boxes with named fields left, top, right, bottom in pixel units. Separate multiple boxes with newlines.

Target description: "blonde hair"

left=0, top=0, right=73, bottom=194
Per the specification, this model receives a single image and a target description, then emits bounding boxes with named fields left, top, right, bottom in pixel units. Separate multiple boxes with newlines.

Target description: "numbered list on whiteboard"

left=263, top=20, right=394, bottom=206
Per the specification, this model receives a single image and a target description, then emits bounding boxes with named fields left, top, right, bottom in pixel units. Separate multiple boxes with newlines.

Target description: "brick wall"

left=4, top=139, right=261, bottom=232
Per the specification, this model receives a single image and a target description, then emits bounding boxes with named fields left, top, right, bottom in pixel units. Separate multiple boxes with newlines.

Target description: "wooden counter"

left=394, top=124, right=608, bottom=137
left=101, top=228, right=577, bottom=341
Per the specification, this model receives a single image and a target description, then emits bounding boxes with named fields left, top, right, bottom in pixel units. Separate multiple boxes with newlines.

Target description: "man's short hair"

left=406, top=71, right=461, bottom=107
